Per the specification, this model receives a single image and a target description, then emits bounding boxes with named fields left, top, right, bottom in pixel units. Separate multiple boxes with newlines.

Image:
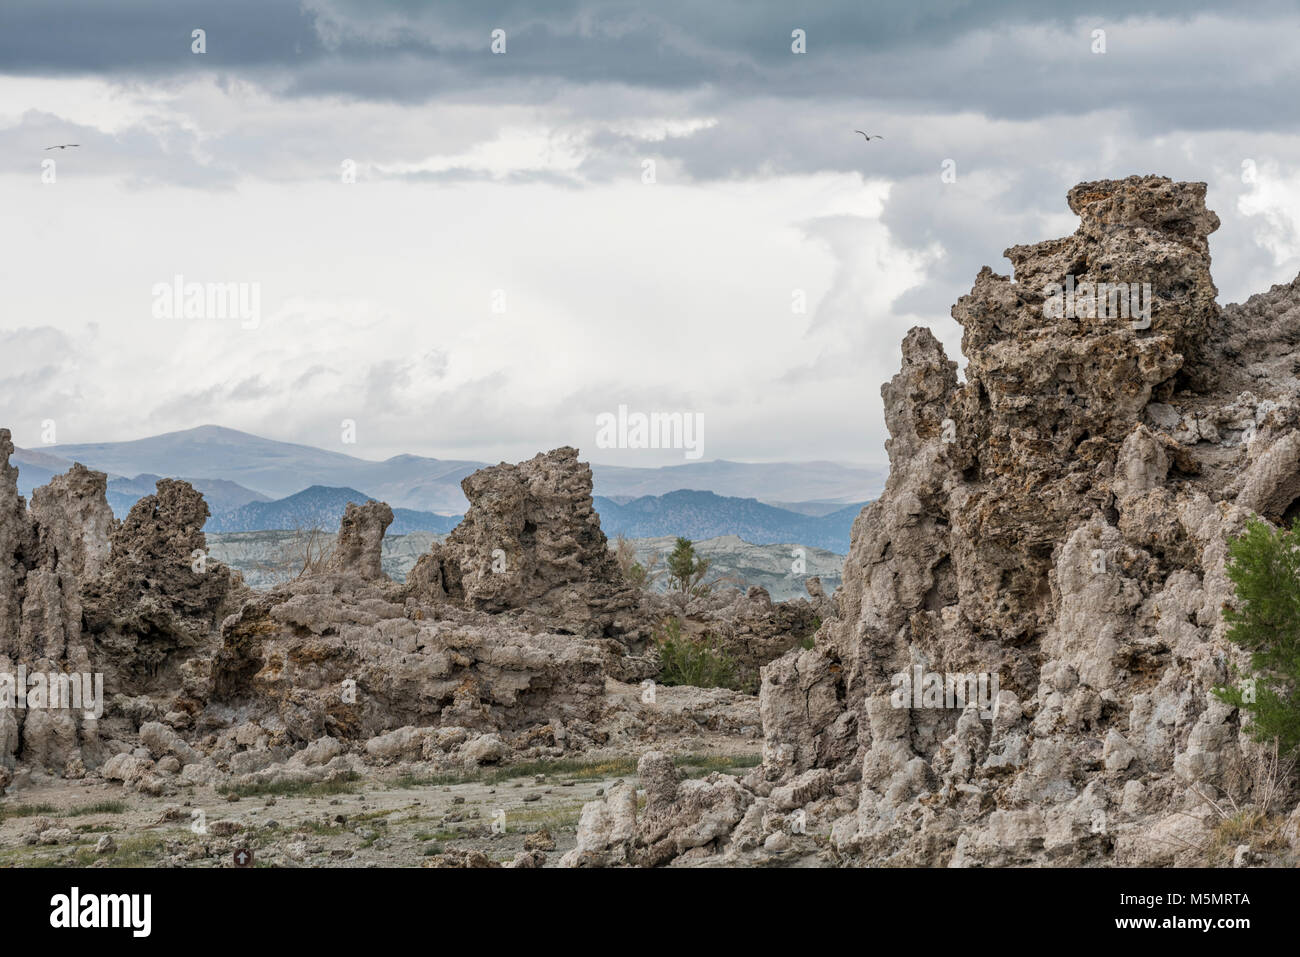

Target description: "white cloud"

left=5, top=5, right=1300, bottom=474
left=0, top=167, right=915, bottom=466
left=1238, top=163, right=1300, bottom=267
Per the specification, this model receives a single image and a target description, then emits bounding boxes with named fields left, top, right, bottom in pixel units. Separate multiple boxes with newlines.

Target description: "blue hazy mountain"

left=592, top=490, right=864, bottom=553
left=105, top=473, right=271, bottom=518
left=11, top=446, right=76, bottom=498
left=43, top=425, right=882, bottom=513
left=200, top=486, right=860, bottom=551
left=15, top=426, right=877, bottom=549
left=204, top=485, right=462, bottom=535
left=10, top=446, right=272, bottom=517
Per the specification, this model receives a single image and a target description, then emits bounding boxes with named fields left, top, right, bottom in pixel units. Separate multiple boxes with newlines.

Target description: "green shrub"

left=665, top=537, right=713, bottom=610
left=1212, top=518, right=1300, bottom=754
left=655, top=617, right=739, bottom=690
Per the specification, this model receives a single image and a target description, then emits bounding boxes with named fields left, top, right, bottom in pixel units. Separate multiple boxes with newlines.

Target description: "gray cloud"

left=5, top=0, right=1294, bottom=126
left=4, top=2, right=1300, bottom=467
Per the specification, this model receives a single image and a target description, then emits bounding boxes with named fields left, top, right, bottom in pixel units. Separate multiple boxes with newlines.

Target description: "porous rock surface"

left=0, top=439, right=242, bottom=776
left=564, top=175, right=1300, bottom=867
left=83, top=478, right=245, bottom=692
left=205, top=495, right=611, bottom=744
left=406, top=448, right=644, bottom=644
left=0, top=439, right=116, bottom=776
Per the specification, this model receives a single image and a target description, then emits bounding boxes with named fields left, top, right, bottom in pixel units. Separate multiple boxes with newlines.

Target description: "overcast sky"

left=3, top=0, right=1300, bottom=467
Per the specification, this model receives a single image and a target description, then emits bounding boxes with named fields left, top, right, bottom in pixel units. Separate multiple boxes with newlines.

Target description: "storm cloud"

left=2, top=1, right=1298, bottom=468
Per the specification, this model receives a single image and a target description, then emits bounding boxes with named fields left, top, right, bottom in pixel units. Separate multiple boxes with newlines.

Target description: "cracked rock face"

left=325, top=500, right=394, bottom=581
left=0, top=436, right=118, bottom=774
left=570, top=175, right=1300, bottom=868
left=0, top=451, right=246, bottom=774
left=0, top=439, right=108, bottom=769
left=83, top=478, right=243, bottom=693
left=561, top=750, right=754, bottom=867
left=206, top=481, right=612, bottom=746
left=0, top=430, right=35, bottom=653
left=940, top=175, right=1221, bottom=647
left=407, top=447, right=644, bottom=643
left=209, top=585, right=610, bottom=744
left=21, top=464, right=115, bottom=665
left=2, top=457, right=115, bottom=667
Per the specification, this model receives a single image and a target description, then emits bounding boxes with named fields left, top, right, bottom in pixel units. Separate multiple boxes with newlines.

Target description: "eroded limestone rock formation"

left=0, top=436, right=117, bottom=775
left=325, top=500, right=394, bottom=581
left=206, top=496, right=611, bottom=748
left=406, top=448, right=644, bottom=643
left=0, top=442, right=243, bottom=777
left=84, top=478, right=244, bottom=693
left=561, top=750, right=755, bottom=866
left=566, top=175, right=1300, bottom=867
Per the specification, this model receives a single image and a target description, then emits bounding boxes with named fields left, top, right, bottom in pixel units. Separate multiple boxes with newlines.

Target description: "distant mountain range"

left=18, top=425, right=882, bottom=513
left=591, top=458, right=882, bottom=506
left=204, top=486, right=462, bottom=536
left=104, top=473, right=271, bottom=517
left=33, top=426, right=482, bottom=513
left=593, top=490, right=863, bottom=553
left=11, top=448, right=276, bottom=516
left=8, top=425, right=878, bottom=551
left=195, top=486, right=866, bottom=552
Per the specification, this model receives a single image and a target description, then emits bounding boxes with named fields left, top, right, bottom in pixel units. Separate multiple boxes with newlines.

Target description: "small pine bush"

left=1212, top=517, right=1300, bottom=754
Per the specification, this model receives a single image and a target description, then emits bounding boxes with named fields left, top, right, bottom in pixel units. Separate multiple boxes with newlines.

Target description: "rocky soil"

left=0, top=685, right=762, bottom=870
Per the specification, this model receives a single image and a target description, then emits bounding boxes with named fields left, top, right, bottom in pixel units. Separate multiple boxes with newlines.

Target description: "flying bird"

left=854, top=131, right=883, bottom=141
left=44, top=144, right=79, bottom=150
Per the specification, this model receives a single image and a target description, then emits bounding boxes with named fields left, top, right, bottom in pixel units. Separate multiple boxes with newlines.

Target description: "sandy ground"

left=0, top=749, right=763, bottom=868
